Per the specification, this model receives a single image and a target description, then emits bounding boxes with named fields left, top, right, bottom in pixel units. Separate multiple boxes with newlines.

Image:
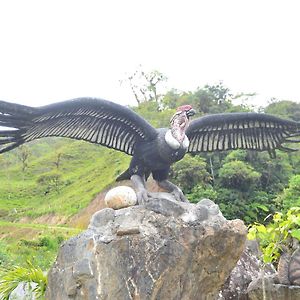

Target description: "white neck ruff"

left=165, top=130, right=189, bottom=150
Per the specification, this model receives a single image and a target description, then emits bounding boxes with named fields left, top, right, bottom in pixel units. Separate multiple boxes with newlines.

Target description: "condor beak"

left=187, top=109, right=196, bottom=117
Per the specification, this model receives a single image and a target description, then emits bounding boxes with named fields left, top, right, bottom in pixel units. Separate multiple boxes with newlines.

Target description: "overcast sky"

left=0, top=0, right=299, bottom=108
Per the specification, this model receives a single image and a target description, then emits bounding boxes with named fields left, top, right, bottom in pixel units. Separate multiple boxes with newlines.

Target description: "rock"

left=277, top=247, right=300, bottom=285
left=104, top=186, right=137, bottom=209
left=46, top=195, right=247, bottom=300
left=89, top=208, right=115, bottom=228
left=247, top=275, right=300, bottom=300
left=289, top=248, right=300, bottom=285
left=218, top=240, right=276, bottom=300
left=277, top=250, right=291, bottom=285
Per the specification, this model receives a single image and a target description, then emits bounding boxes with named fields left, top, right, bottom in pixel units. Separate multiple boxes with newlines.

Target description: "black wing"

left=186, top=112, right=300, bottom=157
left=0, top=98, right=157, bottom=155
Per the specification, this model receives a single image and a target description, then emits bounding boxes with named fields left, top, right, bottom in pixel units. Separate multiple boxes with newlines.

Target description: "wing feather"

left=186, top=112, right=300, bottom=155
left=0, top=98, right=157, bottom=155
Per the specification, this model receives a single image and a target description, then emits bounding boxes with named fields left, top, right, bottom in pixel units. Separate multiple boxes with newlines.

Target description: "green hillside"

left=0, top=137, right=131, bottom=270
left=0, top=138, right=130, bottom=220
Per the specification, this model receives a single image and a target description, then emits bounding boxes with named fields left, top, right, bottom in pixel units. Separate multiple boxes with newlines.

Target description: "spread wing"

left=186, top=112, right=300, bottom=157
left=0, top=98, right=157, bottom=155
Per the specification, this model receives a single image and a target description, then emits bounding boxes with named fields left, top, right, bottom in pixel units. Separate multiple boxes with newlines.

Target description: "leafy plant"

left=218, top=160, right=260, bottom=191
left=188, top=184, right=218, bottom=203
left=170, top=155, right=211, bottom=193
left=276, top=175, right=300, bottom=211
left=37, top=171, right=64, bottom=194
left=248, top=207, right=300, bottom=264
left=0, top=261, right=47, bottom=300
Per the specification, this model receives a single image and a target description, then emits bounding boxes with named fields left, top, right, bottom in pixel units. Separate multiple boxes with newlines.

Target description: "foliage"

left=17, top=145, right=31, bottom=172
left=218, top=160, right=260, bottom=191
left=161, top=81, right=254, bottom=114
left=122, top=66, right=167, bottom=105
left=0, top=221, right=80, bottom=271
left=223, top=149, right=247, bottom=162
left=264, top=99, right=300, bottom=121
left=0, top=261, right=47, bottom=300
left=20, top=235, right=64, bottom=251
left=247, top=151, right=294, bottom=193
left=188, top=184, right=218, bottom=203
left=133, top=101, right=172, bottom=128
left=170, top=155, right=211, bottom=193
left=248, top=207, right=300, bottom=264
left=276, top=175, right=300, bottom=211
left=37, top=171, right=64, bottom=194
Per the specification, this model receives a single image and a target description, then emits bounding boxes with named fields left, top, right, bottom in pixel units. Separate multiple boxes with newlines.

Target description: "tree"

left=161, top=82, right=238, bottom=114
left=161, top=89, right=181, bottom=109
left=53, top=152, right=63, bottom=169
left=17, top=145, right=31, bottom=172
left=218, top=160, right=260, bottom=191
left=276, top=175, right=300, bottom=210
left=122, top=66, right=167, bottom=105
left=169, top=155, right=211, bottom=193
left=247, top=152, right=293, bottom=193
left=264, top=100, right=300, bottom=121
left=0, top=155, right=12, bottom=180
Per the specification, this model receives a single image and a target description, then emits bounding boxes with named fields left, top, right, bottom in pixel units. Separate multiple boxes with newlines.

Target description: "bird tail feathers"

left=116, top=168, right=131, bottom=181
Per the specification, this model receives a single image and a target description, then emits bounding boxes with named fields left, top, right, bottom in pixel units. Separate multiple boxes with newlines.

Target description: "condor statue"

left=0, top=98, right=299, bottom=204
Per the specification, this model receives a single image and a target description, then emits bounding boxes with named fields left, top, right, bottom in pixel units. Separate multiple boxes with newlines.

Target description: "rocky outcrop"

left=218, top=240, right=276, bottom=299
left=46, top=194, right=247, bottom=300
left=247, top=275, right=300, bottom=300
left=277, top=247, right=300, bottom=285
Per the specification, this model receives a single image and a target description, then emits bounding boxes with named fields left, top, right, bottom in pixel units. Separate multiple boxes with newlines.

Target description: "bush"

left=276, top=174, right=300, bottom=211
left=188, top=184, right=218, bottom=203
left=170, top=155, right=211, bottom=193
left=218, top=160, right=260, bottom=191
left=37, top=171, right=63, bottom=194
left=248, top=207, right=300, bottom=264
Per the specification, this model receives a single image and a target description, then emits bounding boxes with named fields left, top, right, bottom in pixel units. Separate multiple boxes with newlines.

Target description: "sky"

left=0, top=0, right=299, bottom=108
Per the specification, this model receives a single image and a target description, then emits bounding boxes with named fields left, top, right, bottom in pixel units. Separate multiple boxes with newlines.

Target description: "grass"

left=0, top=138, right=130, bottom=219
left=0, top=137, right=130, bottom=270
left=0, top=220, right=82, bottom=270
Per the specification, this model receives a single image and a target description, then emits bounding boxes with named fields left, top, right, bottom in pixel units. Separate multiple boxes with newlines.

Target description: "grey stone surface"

left=247, top=275, right=300, bottom=300
left=217, top=240, right=276, bottom=300
left=277, top=247, right=300, bottom=286
left=88, top=208, right=115, bottom=229
left=46, top=195, right=247, bottom=300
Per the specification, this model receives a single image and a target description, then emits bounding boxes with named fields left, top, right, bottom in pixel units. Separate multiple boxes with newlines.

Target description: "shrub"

left=248, top=207, right=300, bottom=264
left=218, top=160, right=260, bottom=191
left=276, top=175, right=300, bottom=211
left=170, top=155, right=211, bottom=193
